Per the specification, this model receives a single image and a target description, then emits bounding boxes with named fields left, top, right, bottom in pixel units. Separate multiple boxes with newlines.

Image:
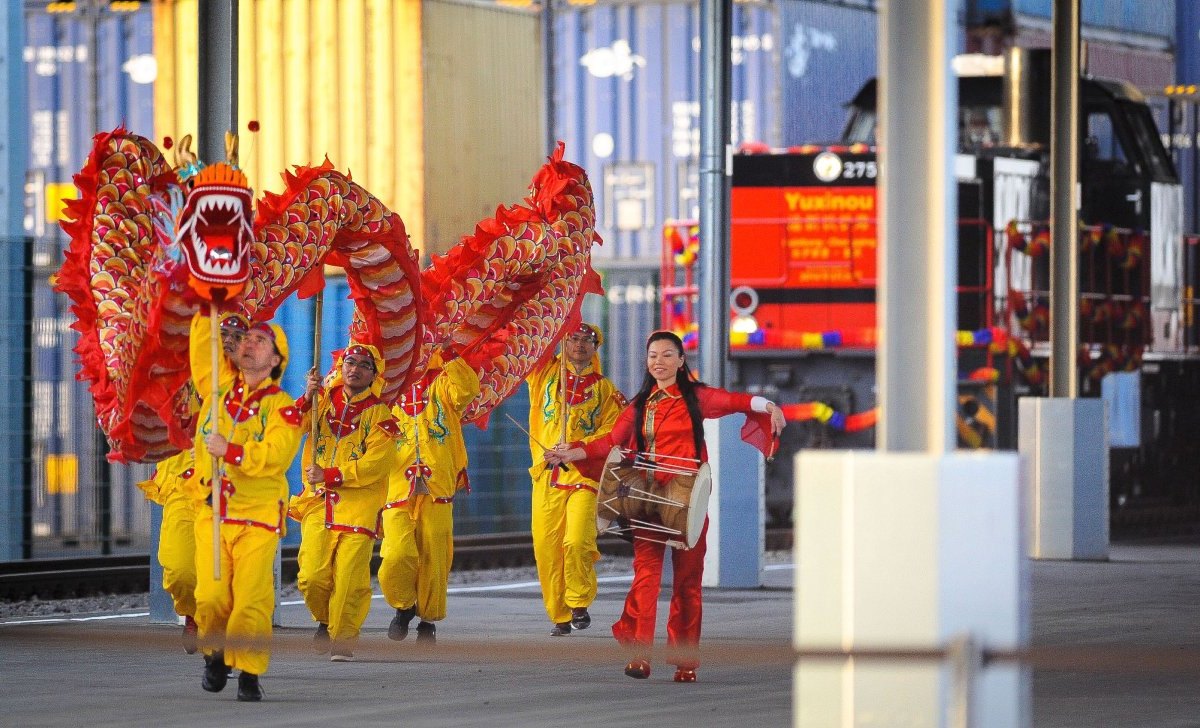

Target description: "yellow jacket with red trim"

left=526, top=355, right=625, bottom=483
left=289, top=384, right=398, bottom=531
left=136, top=448, right=197, bottom=507
left=188, top=313, right=303, bottom=528
left=386, top=354, right=481, bottom=503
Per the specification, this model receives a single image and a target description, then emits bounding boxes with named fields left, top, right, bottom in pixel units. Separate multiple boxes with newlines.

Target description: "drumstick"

left=504, top=413, right=573, bottom=471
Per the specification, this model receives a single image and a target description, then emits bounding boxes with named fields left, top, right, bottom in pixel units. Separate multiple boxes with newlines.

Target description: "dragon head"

left=173, top=134, right=254, bottom=301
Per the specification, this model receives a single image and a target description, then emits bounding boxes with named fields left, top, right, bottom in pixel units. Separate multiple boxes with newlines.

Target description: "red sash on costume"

left=317, top=487, right=383, bottom=539
left=217, top=479, right=284, bottom=534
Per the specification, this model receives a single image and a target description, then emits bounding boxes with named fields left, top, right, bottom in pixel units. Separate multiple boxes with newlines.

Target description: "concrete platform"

left=1, top=541, right=1198, bottom=727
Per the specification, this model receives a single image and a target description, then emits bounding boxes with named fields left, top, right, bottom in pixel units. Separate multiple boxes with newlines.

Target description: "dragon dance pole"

left=311, top=290, right=324, bottom=448
left=209, top=305, right=222, bottom=580
left=558, top=342, right=570, bottom=444
left=551, top=340, right=572, bottom=473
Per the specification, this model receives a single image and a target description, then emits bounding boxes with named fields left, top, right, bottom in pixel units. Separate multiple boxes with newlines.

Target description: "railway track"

left=0, top=529, right=794, bottom=603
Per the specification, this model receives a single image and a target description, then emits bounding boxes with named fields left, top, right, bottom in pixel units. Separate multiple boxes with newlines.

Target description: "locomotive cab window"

left=1083, top=110, right=1131, bottom=172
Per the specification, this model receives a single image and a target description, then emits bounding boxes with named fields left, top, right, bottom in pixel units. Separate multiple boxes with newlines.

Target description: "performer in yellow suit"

left=137, top=313, right=248, bottom=654
left=378, top=347, right=481, bottom=644
left=190, top=313, right=303, bottom=702
left=526, top=322, right=624, bottom=635
left=289, top=343, right=398, bottom=661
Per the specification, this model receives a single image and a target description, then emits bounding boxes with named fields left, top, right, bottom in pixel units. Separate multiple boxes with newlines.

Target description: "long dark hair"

left=632, top=331, right=705, bottom=459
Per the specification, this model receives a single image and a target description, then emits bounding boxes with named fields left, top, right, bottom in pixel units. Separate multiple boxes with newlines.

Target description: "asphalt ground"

left=1, top=541, right=1198, bottom=727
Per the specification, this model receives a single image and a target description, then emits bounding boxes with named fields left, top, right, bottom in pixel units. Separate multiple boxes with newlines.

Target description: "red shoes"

left=624, top=659, right=651, bottom=679
left=623, top=659, right=697, bottom=682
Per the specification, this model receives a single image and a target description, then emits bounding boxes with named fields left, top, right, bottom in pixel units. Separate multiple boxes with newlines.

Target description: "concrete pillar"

left=1019, top=398, right=1108, bottom=560
left=703, top=416, right=764, bottom=588
left=148, top=503, right=176, bottom=623
left=794, top=452, right=1030, bottom=727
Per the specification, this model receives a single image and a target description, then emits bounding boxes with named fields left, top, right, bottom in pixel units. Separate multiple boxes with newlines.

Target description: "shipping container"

left=23, top=2, right=157, bottom=558
left=1017, top=0, right=1176, bottom=40
left=552, top=0, right=782, bottom=261
left=584, top=262, right=661, bottom=398
left=777, top=0, right=879, bottom=145
left=153, top=0, right=543, bottom=256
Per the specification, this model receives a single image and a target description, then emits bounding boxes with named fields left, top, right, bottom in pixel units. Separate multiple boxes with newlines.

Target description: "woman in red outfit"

left=545, top=331, right=786, bottom=683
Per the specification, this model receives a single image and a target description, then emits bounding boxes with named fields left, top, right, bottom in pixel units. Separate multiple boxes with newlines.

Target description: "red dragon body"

left=56, top=130, right=600, bottom=462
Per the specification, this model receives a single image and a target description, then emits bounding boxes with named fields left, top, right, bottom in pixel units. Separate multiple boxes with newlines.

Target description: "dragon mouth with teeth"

left=177, top=183, right=254, bottom=286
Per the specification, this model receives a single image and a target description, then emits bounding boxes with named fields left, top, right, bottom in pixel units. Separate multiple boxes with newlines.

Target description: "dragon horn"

left=173, top=134, right=196, bottom=170
left=224, top=130, right=239, bottom=167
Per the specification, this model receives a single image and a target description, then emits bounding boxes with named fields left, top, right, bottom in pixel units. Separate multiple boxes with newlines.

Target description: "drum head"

left=683, top=463, right=712, bottom=549
left=595, top=446, right=627, bottom=532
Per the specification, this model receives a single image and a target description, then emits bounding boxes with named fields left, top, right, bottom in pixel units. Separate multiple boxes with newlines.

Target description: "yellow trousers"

left=158, top=496, right=197, bottom=619
left=531, top=477, right=600, bottom=624
left=193, top=513, right=278, bottom=675
left=378, top=497, right=454, bottom=622
left=296, top=513, right=376, bottom=643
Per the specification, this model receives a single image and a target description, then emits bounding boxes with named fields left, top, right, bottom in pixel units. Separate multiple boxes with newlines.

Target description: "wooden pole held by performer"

left=209, top=306, right=222, bottom=580
left=547, top=340, right=572, bottom=472
left=310, top=291, right=324, bottom=451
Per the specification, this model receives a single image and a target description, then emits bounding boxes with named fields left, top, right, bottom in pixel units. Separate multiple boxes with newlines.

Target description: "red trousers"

left=611, top=519, right=708, bottom=669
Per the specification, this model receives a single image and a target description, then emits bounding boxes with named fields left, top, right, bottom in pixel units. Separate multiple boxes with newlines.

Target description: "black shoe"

left=550, top=622, right=572, bottom=637
left=570, top=607, right=591, bottom=631
left=182, top=615, right=198, bottom=654
left=236, top=671, right=263, bottom=702
left=415, top=621, right=436, bottom=645
left=313, top=622, right=330, bottom=653
left=201, top=652, right=228, bottom=693
left=388, top=607, right=416, bottom=642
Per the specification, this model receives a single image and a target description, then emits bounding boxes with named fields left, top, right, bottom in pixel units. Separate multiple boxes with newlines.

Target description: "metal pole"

left=878, top=0, right=957, bottom=453
left=697, top=0, right=732, bottom=387
left=198, top=0, right=238, bottom=162
left=1049, top=0, right=1080, bottom=398
left=542, top=0, right=556, bottom=155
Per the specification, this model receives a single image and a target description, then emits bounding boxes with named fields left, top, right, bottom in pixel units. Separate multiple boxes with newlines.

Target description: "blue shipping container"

left=553, top=0, right=781, bottom=262
left=24, top=5, right=156, bottom=557
left=778, top=0, right=879, bottom=145
left=1011, top=0, right=1176, bottom=40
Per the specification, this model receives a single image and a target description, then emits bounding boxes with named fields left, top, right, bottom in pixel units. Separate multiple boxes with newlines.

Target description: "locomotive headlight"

left=732, top=314, right=759, bottom=334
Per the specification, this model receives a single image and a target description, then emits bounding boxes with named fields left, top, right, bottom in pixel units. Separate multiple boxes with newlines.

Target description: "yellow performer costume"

left=137, top=445, right=198, bottom=640
left=289, top=343, right=398, bottom=660
left=378, top=350, right=480, bottom=643
left=189, top=313, right=302, bottom=694
left=526, top=323, right=624, bottom=635
left=136, top=313, right=247, bottom=654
